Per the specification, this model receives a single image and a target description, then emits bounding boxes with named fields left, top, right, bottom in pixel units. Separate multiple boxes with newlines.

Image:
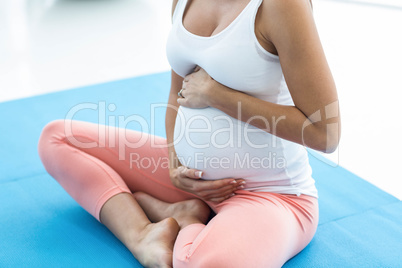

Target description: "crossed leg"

left=38, top=119, right=318, bottom=267
left=38, top=120, right=210, bottom=267
left=134, top=190, right=318, bottom=268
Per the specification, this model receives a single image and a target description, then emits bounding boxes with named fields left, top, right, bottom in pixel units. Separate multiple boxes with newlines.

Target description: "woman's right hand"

left=170, top=166, right=246, bottom=203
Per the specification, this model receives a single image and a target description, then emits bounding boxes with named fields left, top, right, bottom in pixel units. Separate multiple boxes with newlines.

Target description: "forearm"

left=165, top=71, right=184, bottom=170
left=165, top=98, right=181, bottom=170
left=209, top=83, right=340, bottom=153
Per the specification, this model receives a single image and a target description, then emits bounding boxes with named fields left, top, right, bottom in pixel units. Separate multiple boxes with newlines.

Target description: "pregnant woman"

left=38, top=0, right=340, bottom=267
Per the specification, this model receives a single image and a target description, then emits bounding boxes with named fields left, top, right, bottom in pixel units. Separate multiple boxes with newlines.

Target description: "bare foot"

left=129, top=217, right=180, bottom=268
left=133, top=192, right=211, bottom=229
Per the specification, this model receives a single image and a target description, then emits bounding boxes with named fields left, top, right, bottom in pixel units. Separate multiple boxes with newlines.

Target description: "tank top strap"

left=172, top=0, right=188, bottom=24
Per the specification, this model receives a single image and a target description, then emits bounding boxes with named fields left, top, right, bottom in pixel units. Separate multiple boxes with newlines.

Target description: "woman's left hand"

left=177, top=66, right=216, bottom=108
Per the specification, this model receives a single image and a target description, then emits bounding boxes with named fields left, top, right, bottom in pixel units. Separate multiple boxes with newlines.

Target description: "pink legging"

left=38, top=119, right=319, bottom=267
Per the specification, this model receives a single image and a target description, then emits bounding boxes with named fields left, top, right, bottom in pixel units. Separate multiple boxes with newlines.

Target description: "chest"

left=182, top=0, right=277, bottom=55
left=167, top=0, right=283, bottom=96
left=182, top=0, right=251, bottom=37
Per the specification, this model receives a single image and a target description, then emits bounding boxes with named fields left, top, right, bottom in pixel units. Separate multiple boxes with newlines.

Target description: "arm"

left=165, top=70, right=183, bottom=171
left=178, top=0, right=340, bottom=153
left=166, top=70, right=244, bottom=202
left=165, top=1, right=244, bottom=202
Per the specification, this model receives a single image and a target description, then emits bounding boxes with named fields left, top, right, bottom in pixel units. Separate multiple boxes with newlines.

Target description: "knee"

left=172, top=224, right=237, bottom=268
left=173, top=248, right=235, bottom=268
left=38, top=120, right=65, bottom=145
left=38, top=119, right=66, bottom=163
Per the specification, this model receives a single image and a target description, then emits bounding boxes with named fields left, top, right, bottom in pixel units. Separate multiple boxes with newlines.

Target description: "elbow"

left=303, top=104, right=341, bottom=154
left=322, top=137, right=339, bottom=154
left=315, top=125, right=341, bottom=154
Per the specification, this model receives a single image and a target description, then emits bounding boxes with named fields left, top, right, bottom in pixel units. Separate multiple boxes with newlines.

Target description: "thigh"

left=175, top=190, right=318, bottom=267
left=62, top=119, right=195, bottom=202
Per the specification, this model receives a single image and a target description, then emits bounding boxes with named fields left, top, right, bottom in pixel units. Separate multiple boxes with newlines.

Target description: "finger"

left=177, top=97, right=186, bottom=106
left=217, top=179, right=245, bottom=190
left=180, top=167, right=204, bottom=179
left=206, top=181, right=245, bottom=198
left=207, top=178, right=246, bottom=190
left=235, top=179, right=246, bottom=189
left=196, top=178, right=242, bottom=192
left=195, top=178, right=246, bottom=197
left=180, top=88, right=186, bottom=98
left=177, top=88, right=184, bottom=98
left=202, top=183, right=237, bottom=196
left=202, top=188, right=236, bottom=200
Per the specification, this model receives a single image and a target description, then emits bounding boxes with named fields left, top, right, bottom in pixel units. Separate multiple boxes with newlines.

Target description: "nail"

left=237, top=185, right=245, bottom=189
left=239, top=181, right=246, bottom=185
left=230, top=180, right=237, bottom=184
left=195, top=171, right=203, bottom=178
left=230, top=193, right=235, bottom=197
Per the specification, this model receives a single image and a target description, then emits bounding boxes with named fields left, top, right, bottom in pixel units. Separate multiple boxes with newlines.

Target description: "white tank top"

left=166, top=0, right=318, bottom=198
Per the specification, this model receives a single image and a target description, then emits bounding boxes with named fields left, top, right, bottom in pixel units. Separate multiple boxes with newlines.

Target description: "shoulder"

left=261, top=0, right=312, bottom=15
left=259, top=0, right=314, bottom=41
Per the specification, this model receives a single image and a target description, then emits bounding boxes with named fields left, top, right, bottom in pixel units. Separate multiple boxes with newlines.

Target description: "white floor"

left=1, top=0, right=401, bottom=199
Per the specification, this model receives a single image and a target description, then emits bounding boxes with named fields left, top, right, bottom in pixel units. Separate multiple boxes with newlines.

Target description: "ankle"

left=124, top=218, right=179, bottom=268
left=126, top=222, right=153, bottom=248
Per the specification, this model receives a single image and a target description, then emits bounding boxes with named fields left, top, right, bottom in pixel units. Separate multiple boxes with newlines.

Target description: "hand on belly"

left=174, top=106, right=286, bottom=181
left=169, top=165, right=245, bottom=203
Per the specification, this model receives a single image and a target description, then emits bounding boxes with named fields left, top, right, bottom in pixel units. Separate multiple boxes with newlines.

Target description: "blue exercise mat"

left=0, top=72, right=401, bottom=267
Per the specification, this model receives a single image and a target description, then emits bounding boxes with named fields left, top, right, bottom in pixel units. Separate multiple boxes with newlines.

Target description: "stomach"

left=173, top=106, right=288, bottom=181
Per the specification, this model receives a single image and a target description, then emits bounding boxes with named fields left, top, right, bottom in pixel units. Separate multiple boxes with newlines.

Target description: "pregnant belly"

left=173, top=106, right=287, bottom=181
